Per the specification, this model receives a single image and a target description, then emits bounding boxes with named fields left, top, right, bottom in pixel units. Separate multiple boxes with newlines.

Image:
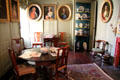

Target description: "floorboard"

left=1, top=51, right=120, bottom=80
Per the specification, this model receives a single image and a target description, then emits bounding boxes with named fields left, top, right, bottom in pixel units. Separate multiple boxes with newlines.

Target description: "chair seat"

left=32, top=42, right=43, bottom=48
left=17, top=64, right=36, bottom=76
left=57, top=42, right=68, bottom=47
left=92, top=48, right=104, bottom=53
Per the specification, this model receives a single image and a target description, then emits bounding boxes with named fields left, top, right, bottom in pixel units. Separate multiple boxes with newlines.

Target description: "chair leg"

left=16, top=75, right=19, bottom=80
left=55, top=72, right=59, bottom=80
left=33, top=73, right=38, bottom=80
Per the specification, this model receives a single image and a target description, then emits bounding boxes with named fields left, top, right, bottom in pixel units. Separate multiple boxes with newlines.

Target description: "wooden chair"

left=32, top=32, right=43, bottom=48
left=57, top=32, right=68, bottom=47
left=91, top=40, right=109, bottom=65
left=50, top=45, right=69, bottom=80
left=8, top=48, right=36, bottom=80
left=91, top=40, right=109, bottom=56
left=11, top=37, right=26, bottom=56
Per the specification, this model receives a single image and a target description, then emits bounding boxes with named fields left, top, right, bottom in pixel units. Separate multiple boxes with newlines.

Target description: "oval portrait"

left=57, top=5, right=71, bottom=21
left=27, top=4, right=42, bottom=21
left=101, top=0, right=113, bottom=23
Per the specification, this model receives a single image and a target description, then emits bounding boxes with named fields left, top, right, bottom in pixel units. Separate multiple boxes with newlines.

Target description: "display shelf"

left=76, top=19, right=90, bottom=21
left=75, top=34, right=89, bottom=37
left=76, top=11, right=90, bottom=13
left=75, top=2, right=91, bottom=51
left=75, top=27, right=89, bottom=30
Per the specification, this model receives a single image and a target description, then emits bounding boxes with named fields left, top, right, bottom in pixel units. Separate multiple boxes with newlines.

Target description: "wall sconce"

left=110, top=24, right=117, bottom=36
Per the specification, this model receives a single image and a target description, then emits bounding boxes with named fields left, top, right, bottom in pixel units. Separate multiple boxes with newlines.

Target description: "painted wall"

left=96, top=0, right=120, bottom=56
left=0, top=0, right=96, bottom=78
left=0, top=22, right=20, bottom=78
left=20, top=0, right=74, bottom=48
left=20, top=0, right=96, bottom=50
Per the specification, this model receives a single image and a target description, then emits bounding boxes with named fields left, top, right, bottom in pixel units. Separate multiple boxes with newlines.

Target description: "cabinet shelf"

left=76, top=19, right=90, bottom=21
left=75, top=35, right=89, bottom=37
left=76, top=11, right=90, bottom=13
left=75, top=27, right=89, bottom=30
left=75, top=2, right=91, bottom=51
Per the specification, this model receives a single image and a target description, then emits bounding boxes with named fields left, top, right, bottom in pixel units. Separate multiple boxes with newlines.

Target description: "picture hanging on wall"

left=43, top=4, right=56, bottom=20
left=27, top=4, right=42, bottom=21
left=57, top=5, right=71, bottom=21
left=100, top=0, right=113, bottom=23
left=0, top=0, right=10, bottom=22
left=9, top=0, right=20, bottom=22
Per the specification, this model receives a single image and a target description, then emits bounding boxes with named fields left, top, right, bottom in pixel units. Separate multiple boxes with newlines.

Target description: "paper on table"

left=19, top=52, right=32, bottom=59
left=31, top=52, right=41, bottom=57
left=19, top=51, right=41, bottom=59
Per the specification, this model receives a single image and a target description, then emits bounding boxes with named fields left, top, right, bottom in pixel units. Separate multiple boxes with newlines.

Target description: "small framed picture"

left=101, top=0, right=113, bottom=23
left=0, top=0, right=10, bottom=22
left=9, top=0, right=20, bottom=22
left=27, top=4, right=42, bottom=21
left=43, top=4, right=56, bottom=20
left=57, top=5, right=71, bottom=21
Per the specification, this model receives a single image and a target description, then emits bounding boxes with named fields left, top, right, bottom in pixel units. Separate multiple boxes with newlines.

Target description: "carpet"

left=67, top=63, right=114, bottom=80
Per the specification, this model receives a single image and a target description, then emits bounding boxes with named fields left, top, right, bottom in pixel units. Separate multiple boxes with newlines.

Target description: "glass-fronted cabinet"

left=75, top=2, right=91, bottom=51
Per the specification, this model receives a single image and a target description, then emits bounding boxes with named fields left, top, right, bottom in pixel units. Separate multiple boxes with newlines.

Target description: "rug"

left=67, top=63, right=114, bottom=80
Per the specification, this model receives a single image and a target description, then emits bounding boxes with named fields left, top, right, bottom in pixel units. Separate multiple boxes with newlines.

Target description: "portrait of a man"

left=57, top=5, right=71, bottom=21
left=59, top=7, right=68, bottom=19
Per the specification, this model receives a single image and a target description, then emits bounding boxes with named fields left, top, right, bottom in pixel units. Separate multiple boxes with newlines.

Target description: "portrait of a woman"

left=27, top=4, right=42, bottom=21
left=101, top=0, right=113, bottom=23
left=29, top=7, right=38, bottom=19
left=45, top=7, right=54, bottom=20
left=44, top=5, right=56, bottom=20
left=102, top=3, right=110, bottom=20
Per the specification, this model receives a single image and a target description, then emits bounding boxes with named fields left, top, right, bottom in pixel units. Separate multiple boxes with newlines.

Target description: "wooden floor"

left=1, top=51, right=120, bottom=80
left=69, top=51, right=120, bottom=80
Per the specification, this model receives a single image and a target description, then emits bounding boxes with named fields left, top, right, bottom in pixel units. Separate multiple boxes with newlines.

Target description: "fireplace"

left=114, top=37, right=120, bottom=67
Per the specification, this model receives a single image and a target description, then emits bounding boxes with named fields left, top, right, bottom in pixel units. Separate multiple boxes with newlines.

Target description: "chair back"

left=58, top=32, right=66, bottom=42
left=95, top=40, right=109, bottom=51
left=8, top=48, right=19, bottom=75
left=34, top=32, right=43, bottom=42
left=56, top=45, right=69, bottom=71
left=32, top=32, right=43, bottom=48
left=11, top=37, right=25, bottom=55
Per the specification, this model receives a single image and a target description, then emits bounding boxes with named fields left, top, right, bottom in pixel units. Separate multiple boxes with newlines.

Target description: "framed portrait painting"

left=43, top=4, right=56, bottom=20
left=9, top=0, right=20, bottom=22
left=57, top=5, right=71, bottom=21
left=27, top=4, right=42, bottom=21
left=101, top=0, right=113, bottom=23
left=0, top=0, right=10, bottom=22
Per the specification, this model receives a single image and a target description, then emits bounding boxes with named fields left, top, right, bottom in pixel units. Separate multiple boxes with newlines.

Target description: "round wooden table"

left=20, top=48, right=57, bottom=66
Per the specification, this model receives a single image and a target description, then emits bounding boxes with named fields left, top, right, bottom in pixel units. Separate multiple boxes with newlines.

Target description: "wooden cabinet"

left=75, top=2, right=91, bottom=51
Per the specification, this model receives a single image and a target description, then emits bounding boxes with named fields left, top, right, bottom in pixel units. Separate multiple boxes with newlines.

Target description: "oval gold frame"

left=100, top=0, right=113, bottom=23
left=57, top=5, right=71, bottom=21
left=27, top=4, right=42, bottom=21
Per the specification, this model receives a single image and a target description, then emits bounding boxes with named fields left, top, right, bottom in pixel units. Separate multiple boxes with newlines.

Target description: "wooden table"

left=19, top=48, right=56, bottom=66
